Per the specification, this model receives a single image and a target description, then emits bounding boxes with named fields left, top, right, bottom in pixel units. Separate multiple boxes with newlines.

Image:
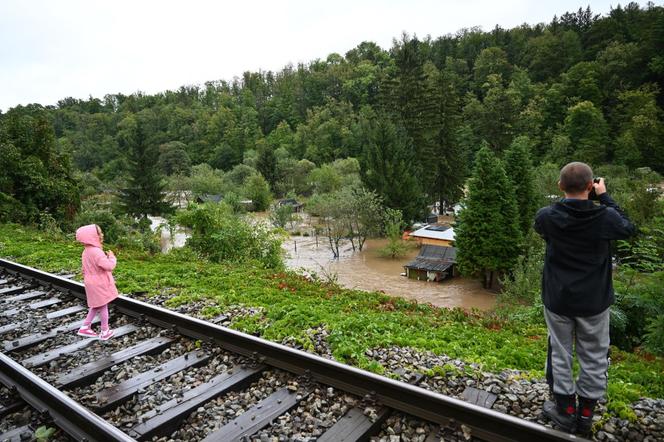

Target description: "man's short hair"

left=559, top=162, right=593, bottom=193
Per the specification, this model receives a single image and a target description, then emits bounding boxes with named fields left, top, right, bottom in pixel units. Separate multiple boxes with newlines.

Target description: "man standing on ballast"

left=534, top=162, right=636, bottom=435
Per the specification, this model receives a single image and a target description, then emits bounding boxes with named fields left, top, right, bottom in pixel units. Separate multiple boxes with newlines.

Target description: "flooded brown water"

left=283, top=236, right=496, bottom=311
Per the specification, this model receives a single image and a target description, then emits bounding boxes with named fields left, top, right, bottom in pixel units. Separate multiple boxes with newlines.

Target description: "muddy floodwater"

left=283, top=236, right=496, bottom=311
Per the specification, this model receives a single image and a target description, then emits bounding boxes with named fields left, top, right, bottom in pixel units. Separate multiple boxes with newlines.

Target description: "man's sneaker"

left=77, top=326, right=98, bottom=338
left=99, top=328, right=115, bottom=341
left=576, top=397, right=597, bottom=436
left=543, top=400, right=576, bottom=433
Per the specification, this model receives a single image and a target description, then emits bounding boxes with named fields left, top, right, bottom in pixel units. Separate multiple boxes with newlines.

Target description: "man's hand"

left=593, top=178, right=606, bottom=196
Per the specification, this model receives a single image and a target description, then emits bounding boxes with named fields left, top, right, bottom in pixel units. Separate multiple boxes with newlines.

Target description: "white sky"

left=0, top=0, right=654, bottom=112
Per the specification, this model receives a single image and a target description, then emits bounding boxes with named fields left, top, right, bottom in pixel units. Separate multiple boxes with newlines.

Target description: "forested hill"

left=2, top=3, right=664, bottom=222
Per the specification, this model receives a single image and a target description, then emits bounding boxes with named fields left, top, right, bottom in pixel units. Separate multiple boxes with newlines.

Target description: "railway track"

left=0, top=258, right=580, bottom=442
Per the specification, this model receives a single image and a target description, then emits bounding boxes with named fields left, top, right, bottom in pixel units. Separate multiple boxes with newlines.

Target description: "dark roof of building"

left=425, top=224, right=450, bottom=232
left=404, top=245, right=456, bottom=272
left=279, top=198, right=303, bottom=207
left=197, top=194, right=223, bottom=203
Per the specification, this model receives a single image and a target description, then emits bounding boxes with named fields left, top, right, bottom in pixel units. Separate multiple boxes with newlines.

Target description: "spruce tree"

left=428, top=64, right=466, bottom=205
left=361, top=115, right=424, bottom=222
left=455, top=145, right=522, bottom=289
left=504, top=135, right=536, bottom=237
left=380, top=34, right=439, bottom=190
left=118, top=114, right=169, bottom=218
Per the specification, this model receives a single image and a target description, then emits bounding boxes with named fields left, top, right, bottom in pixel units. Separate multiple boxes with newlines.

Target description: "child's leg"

left=99, top=304, right=110, bottom=331
left=83, top=307, right=98, bottom=326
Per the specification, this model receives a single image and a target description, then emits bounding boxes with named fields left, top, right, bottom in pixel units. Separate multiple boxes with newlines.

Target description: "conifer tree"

left=118, top=114, right=170, bottom=218
left=427, top=63, right=466, bottom=205
left=504, top=135, right=536, bottom=236
left=455, top=145, right=522, bottom=289
left=361, top=115, right=424, bottom=222
left=380, top=34, right=439, bottom=189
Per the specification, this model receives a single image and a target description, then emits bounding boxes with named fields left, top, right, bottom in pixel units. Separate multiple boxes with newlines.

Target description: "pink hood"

left=76, top=224, right=102, bottom=248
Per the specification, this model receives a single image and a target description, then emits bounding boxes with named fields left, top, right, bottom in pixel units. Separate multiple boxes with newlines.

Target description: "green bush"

left=613, top=271, right=664, bottom=355
left=243, top=174, right=272, bottom=212
left=72, top=197, right=160, bottom=254
left=499, top=232, right=544, bottom=306
left=73, top=200, right=129, bottom=244
left=175, top=202, right=283, bottom=269
left=270, top=204, right=294, bottom=228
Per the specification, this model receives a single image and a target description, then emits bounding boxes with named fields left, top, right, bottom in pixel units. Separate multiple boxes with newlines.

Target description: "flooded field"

left=148, top=215, right=495, bottom=311
left=283, top=236, right=496, bottom=311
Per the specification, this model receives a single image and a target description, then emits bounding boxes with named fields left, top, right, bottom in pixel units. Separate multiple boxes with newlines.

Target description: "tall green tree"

left=455, top=145, right=522, bottom=289
left=361, top=115, right=424, bottom=222
left=118, top=113, right=170, bottom=218
left=256, top=143, right=278, bottom=186
left=504, top=136, right=536, bottom=236
left=562, top=100, right=610, bottom=165
left=381, top=34, right=439, bottom=188
left=243, top=173, right=272, bottom=211
left=426, top=62, right=466, bottom=204
left=0, top=105, right=80, bottom=223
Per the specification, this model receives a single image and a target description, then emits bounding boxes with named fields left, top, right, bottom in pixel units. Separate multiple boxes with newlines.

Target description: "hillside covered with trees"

left=2, top=2, right=663, bottom=226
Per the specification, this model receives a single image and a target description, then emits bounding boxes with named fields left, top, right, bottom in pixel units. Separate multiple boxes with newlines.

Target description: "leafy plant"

left=378, top=208, right=410, bottom=259
left=34, top=426, right=56, bottom=441
left=175, top=202, right=284, bottom=269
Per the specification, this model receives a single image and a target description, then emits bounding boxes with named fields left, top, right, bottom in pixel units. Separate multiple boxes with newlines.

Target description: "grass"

left=1, top=223, right=662, bottom=418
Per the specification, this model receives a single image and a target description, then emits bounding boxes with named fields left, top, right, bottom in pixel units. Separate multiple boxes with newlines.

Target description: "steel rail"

left=0, top=258, right=583, bottom=442
left=0, top=352, right=136, bottom=442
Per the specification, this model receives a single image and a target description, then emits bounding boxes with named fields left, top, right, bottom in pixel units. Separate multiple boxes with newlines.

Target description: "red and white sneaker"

left=77, top=326, right=98, bottom=338
left=99, top=328, right=115, bottom=341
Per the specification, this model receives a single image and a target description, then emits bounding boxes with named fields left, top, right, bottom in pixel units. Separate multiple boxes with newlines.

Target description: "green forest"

left=2, top=3, right=664, bottom=224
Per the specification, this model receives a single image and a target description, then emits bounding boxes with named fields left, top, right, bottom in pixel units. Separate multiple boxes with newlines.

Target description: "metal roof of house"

left=279, top=198, right=303, bottom=207
left=409, top=225, right=456, bottom=241
left=197, top=194, right=223, bottom=203
left=404, top=245, right=456, bottom=272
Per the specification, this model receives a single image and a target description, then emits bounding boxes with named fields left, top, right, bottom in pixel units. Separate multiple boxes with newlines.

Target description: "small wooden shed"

left=404, top=245, right=457, bottom=282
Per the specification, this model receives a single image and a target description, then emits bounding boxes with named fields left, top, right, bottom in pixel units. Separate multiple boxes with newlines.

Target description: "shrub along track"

left=0, top=259, right=579, bottom=442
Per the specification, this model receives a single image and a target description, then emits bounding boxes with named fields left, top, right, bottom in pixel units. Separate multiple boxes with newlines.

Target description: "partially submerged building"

left=277, top=198, right=304, bottom=213
left=404, top=245, right=458, bottom=282
left=404, top=224, right=457, bottom=282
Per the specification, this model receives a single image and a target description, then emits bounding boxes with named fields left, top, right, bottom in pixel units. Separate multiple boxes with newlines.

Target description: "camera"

left=588, top=178, right=601, bottom=200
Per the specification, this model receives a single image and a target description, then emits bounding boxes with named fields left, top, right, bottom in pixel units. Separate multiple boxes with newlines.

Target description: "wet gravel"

left=0, top=386, right=73, bottom=441
left=103, top=348, right=251, bottom=430
left=251, top=387, right=359, bottom=441
left=366, top=346, right=664, bottom=441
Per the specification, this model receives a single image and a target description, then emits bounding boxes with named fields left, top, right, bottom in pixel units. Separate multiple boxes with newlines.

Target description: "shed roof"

left=409, top=225, right=455, bottom=241
left=197, top=194, right=223, bottom=203
left=404, top=245, right=456, bottom=272
left=279, top=198, right=303, bottom=207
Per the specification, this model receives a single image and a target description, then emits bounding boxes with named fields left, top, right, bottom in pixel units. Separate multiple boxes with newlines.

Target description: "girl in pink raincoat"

left=75, top=224, right=118, bottom=340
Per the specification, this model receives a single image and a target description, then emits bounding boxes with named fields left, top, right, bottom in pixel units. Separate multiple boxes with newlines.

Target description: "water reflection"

left=148, top=216, right=189, bottom=253
left=284, top=236, right=496, bottom=311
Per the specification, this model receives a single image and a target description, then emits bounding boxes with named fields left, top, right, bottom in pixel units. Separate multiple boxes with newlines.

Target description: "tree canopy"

left=2, top=3, right=664, bottom=224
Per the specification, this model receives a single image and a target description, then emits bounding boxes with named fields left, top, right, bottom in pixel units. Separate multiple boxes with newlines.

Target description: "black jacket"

left=534, top=193, right=635, bottom=317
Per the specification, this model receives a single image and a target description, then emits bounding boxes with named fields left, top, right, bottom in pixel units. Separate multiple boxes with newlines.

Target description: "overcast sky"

left=0, top=0, right=653, bottom=111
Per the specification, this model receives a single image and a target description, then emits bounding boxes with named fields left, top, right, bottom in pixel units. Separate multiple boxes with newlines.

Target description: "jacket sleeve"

left=534, top=208, right=548, bottom=239
left=598, top=193, right=636, bottom=240
left=93, top=248, right=117, bottom=271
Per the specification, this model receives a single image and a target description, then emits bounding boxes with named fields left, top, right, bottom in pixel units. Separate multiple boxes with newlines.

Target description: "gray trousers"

left=544, top=307, right=610, bottom=400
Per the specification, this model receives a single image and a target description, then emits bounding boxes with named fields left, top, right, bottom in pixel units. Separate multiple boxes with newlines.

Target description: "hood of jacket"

left=76, top=224, right=102, bottom=248
left=549, top=199, right=607, bottom=232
